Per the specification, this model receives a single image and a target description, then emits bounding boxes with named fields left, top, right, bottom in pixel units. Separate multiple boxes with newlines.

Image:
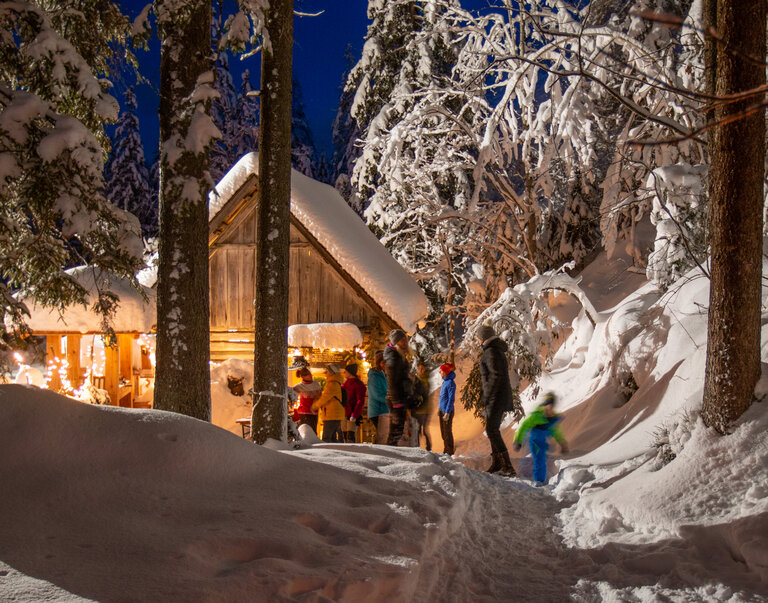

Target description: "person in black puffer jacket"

left=478, top=324, right=516, bottom=476
left=383, top=329, right=414, bottom=446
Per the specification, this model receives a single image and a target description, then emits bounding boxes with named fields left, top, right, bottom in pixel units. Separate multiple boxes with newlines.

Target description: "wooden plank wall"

left=209, top=204, right=382, bottom=360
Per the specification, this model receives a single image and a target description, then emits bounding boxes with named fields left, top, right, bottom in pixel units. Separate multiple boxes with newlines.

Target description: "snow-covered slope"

left=2, top=250, right=767, bottom=601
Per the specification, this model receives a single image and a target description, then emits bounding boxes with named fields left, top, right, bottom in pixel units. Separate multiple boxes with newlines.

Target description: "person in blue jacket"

left=367, top=350, right=390, bottom=444
left=513, top=392, right=568, bottom=486
left=438, top=363, right=456, bottom=455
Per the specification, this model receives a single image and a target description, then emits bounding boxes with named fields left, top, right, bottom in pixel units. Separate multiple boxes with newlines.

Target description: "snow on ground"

left=2, top=248, right=768, bottom=601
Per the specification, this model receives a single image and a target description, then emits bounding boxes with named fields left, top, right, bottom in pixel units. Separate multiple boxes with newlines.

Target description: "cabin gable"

left=208, top=183, right=396, bottom=359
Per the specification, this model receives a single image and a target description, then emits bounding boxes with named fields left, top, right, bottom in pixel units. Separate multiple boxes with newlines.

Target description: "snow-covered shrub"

left=650, top=409, right=697, bottom=471
left=646, top=164, right=708, bottom=288
left=461, top=267, right=596, bottom=418
left=76, top=379, right=111, bottom=405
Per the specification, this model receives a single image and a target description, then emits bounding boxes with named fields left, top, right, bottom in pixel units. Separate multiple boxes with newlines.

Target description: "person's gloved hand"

left=513, top=442, right=522, bottom=452
left=560, top=442, right=569, bottom=454
left=355, top=416, right=363, bottom=426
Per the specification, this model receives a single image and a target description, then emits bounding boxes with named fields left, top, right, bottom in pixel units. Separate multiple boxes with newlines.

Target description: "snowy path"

left=414, top=476, right=575, bottom=601
left=412, top=463, right=767, bottom=601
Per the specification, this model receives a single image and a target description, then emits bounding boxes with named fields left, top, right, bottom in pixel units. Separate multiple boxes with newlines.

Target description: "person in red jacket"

left=292, top=368, right=321, bottom=434
left=341, top=364, right=367, bottom=443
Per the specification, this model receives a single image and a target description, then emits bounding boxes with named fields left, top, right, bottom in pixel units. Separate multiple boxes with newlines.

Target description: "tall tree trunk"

left=251, top=0, right=293, bottom=444
left=154, top=0, right=213, bottom=420
left=702, top=0, right=766, bottom=433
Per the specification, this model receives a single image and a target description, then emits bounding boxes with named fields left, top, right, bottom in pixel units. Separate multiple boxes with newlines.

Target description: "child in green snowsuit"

left=513, top=393, right=568, bottom=486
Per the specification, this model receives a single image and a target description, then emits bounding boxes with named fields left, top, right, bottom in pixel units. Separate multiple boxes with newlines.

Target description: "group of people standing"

left=378, top=329, right=456, bottom=452
left=289, top=328, right=457, bottom=454
left=290, top=323, right=567, bottom=486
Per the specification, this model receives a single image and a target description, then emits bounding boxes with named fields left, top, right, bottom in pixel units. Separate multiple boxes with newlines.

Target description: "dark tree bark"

left=702, top=0, right=766, bottom=433
left=153, top=0, right=213, bottom=420
left=251, top=0, right=293, bottom=444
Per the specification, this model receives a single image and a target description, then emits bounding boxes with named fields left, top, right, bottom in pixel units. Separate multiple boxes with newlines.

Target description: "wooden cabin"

left=21, top=268, right=156, bottom=407
left=208, top=154, right=428, bottom=362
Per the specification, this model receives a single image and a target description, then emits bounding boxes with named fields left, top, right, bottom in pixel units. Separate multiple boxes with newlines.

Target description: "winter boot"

left=498, top=451, right=517, bottom=477
left=486, top=452, right=502, bottom=473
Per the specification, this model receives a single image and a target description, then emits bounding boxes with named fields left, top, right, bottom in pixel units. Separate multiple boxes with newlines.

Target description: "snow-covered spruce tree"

left=291, top=78, right=319, bottom=179
left=350, top=0, right=482, bottom=356
left=331, top=44, right=363, bottom=207
left=0, top=0, right=143, bottom=347
left=251, top=0, right=293, bottom=445
left=346, top=0, right=433, bottom=213
left=105, top=87, right=155, bottom=237
left=230, top=69, right=259, bottom=160
left=154, top=0, right=219, bottom=420
left=209, top=0, right=240, bottom=183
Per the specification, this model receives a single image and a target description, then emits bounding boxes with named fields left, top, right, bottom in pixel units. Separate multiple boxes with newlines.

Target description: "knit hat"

left=439, top=363, right=454, bottom=374
left=326, top=363, right=341, bottom=374
left=541, top=392, right=557, bottom=407
left=344, top=363, right=358, bottom=376
left=389, top=329, right=407, bottom=345
left=288, top=355, right=309, bottom=370
left=476, top=324, right=495, bottom=342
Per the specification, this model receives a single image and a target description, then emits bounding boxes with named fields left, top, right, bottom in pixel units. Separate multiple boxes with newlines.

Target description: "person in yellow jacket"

left=312, top=364, right=345, bottom=442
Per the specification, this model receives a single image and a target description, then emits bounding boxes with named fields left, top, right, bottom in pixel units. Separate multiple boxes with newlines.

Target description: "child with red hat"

left=438, top=363, right=456, bottom=455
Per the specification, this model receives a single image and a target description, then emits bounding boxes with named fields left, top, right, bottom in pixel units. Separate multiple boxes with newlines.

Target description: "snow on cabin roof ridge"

left=208, top=153, right=428, bottom=332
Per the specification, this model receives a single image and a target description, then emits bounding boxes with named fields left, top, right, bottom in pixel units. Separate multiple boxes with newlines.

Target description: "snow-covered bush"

left=461, top=267, right=596, bottom=417
left=650, top=409, right=697, bottom=471
left=646, top=164, right=708, bottom=288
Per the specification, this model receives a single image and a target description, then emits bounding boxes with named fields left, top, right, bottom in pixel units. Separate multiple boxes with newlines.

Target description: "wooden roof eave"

left=209, top=173, right=259, bottom=249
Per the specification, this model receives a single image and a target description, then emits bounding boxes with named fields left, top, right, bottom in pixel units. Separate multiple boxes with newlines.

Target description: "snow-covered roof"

left=209, top=153, right=428, bottom=332
left=287, top=323, right=362, bottom=350
left=22, top=267, right=156, bottom=333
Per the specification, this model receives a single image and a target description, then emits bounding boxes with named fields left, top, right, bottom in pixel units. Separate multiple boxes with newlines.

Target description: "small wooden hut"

left=208, top=153, right=428, bottom=362
left=22, top=268, right=156, bottom=407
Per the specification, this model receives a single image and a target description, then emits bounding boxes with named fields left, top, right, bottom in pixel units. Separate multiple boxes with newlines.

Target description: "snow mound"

left=0, top=385, right=481, bottom=601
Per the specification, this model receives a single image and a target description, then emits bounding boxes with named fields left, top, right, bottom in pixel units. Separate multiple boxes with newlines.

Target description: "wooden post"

left=66, top=335, right=81, bottom=391
left=118, top=334, right=134, bottom=407
left=104, top=339, right=119, bottom=406
left=46, top=335, right=62, bottom=392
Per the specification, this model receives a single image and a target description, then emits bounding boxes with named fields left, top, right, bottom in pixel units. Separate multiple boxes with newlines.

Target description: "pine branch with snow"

left=0, top=0, right=143, bottom=345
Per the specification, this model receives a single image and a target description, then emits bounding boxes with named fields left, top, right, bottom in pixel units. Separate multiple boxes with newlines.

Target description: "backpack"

left=340, top=386, right=349, bottom=408
left=410, top=378, right=428, bottom=410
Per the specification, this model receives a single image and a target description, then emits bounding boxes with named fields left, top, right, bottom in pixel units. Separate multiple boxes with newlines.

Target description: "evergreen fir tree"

left=331, top=44, right=361, bottom=185
left=210, top=0, right=239, bottom=182
left=1, top=1, right=143, bottom=343
left=231, top=69, right=259, bottom=160
left=291, top=78, right=318, bottom=178
left=105, top=87, right=154, bottom=237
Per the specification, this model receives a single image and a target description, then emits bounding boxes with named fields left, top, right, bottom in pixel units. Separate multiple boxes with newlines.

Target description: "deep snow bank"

left=0, top=385, right=473, bottom=601
left=503, top=258, right=768, bottom=593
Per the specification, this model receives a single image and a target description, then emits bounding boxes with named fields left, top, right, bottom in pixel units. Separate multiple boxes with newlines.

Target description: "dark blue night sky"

left=116, top=1, right=369, bottom=160
left=116, top=1, right=491, bottom=161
